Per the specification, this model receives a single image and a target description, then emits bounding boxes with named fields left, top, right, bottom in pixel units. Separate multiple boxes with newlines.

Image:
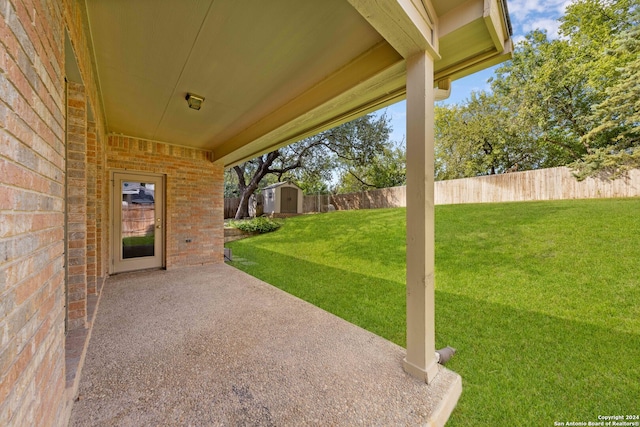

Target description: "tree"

left=491, top=0, right=637, bottom=163
left=434, top=0, right=639, bottom=180
left=434, top=91, right=558, bottom=180
left=334, top=143, right=406, bottom=193
left=570, top=4, right=640, bottom=179
left=229, top=114, right=391, bottom=218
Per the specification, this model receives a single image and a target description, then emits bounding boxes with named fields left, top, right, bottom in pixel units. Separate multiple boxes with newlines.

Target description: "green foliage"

left=570, top=146, right=640, bottom=180
left=493, top=29, right=596, bottom=159
left=276, top=113, right=395, bottom=193
left=223, top=168, right=241, bottom=198
left=435, top=91, right=557, bottom=180
left=334, top=143, right=406, bottom=193
left=571, top=5, right=640, bottom=180
left=227, top=199, right=640, bottom=426
left=436, top=0, right=639, bottom=180
left=229, top=216, right=283, bottom=234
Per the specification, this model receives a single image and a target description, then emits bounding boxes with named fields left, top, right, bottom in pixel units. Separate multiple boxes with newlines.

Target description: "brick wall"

left=95, top=124, right=107, bottom=282
left=63, top=0, right=108, bottom=285
left=0, top=0, right=67, bottom=425
left=65, top=81, right=87, bottom=331
left=1, top=0, right=224, bottom=424
left=86, top=121, right=97, bottom=295
left=107, top=135, right=224, bottom=269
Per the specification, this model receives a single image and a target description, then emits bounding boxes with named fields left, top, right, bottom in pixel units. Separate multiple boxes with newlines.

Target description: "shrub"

left=230, top=217, right=283, bottom=234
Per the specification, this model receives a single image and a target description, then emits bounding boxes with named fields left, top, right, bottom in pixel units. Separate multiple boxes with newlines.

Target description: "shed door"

left=281, top=187, right=298, bottom=213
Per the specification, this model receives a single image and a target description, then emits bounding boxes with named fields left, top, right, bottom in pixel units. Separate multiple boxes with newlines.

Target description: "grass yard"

left=226, top=198, right=640, bottom=426
left=121, top=235, right=154, bottom=246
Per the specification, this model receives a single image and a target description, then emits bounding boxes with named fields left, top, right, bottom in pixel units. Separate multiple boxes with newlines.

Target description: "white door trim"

left=110, top=171, right=165, bottom=274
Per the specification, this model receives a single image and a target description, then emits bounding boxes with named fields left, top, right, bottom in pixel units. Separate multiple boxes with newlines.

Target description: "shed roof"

left=262, top=182, right=303, bottom=191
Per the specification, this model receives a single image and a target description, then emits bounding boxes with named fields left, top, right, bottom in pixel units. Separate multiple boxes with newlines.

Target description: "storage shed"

left=263, top=182, right=303, bottom=215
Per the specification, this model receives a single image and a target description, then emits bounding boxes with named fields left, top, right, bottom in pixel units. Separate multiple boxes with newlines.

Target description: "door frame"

left=110, top=170, right=166, bottom=274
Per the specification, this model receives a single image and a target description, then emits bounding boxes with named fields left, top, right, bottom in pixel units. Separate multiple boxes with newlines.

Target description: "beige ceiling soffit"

left=434, top=38, right=512, bottom=81
left=484, top=0, right=508, bottom=51
left=438, top=0, right=484, bottom=38
left=215, top=63, right=407, bottom=166
left=211, top=42, right=402, bottom=159
left=221, top=88, right=406, bottom=167
left=153, top=0, right=215, bottom=138
left=348, top=0, right=439, bottom=59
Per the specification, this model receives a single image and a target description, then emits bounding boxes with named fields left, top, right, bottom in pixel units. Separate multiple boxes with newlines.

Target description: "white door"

left=111, top=172, right=164, bottom=273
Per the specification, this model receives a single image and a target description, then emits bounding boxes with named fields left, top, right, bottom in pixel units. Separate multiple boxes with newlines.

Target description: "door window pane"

left=121, top=181, right=155, bottom=259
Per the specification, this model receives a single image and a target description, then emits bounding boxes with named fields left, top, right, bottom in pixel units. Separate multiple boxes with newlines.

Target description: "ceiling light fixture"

left=186, top=93, right=205, bottom=110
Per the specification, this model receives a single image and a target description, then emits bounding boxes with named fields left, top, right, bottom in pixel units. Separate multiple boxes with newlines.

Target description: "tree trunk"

left=232, top=153, right=279, bottom=219
left=234, top=189, right=254, bottom=219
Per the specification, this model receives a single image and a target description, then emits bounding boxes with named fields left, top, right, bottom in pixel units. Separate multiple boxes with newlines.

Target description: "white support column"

left=403, top=51, right=439, bottom=384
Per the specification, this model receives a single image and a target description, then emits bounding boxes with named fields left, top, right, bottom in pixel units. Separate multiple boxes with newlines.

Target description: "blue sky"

left=381, top=0, right=575, bottom=144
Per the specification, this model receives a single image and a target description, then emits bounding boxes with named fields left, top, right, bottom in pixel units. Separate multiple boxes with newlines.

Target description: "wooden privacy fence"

left=224, top=198, right=241, bottom=218
left=224, top=167, right=640, bottom=217
left=325, top=167, right=639, bottom=210
left=122, top=204, right=155, bottom=237
left=326, top=186, right=407, bottom=210
left=434, top=167, right=640, bottom=204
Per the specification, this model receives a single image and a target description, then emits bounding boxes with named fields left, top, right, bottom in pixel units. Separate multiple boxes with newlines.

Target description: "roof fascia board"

left=434, top=38, right=513, bottom=82
left=483, top=0, right=508, bottom=52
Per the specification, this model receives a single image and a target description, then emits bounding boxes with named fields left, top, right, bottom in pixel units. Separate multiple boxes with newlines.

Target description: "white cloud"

left=522, top=17, right=562, bottom=38
left=558, top=0, right=578, bottom=14
left=507, top=0, right=578, bottom=38
left=508, top=0, right=550, bottom=21
left=512, top=34, right=527, bottom=46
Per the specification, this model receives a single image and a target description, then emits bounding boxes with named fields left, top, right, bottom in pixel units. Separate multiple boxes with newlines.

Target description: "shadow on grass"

left=228, top=244, right=407, bottom=346
left=437, top=291, right=640, bottom=427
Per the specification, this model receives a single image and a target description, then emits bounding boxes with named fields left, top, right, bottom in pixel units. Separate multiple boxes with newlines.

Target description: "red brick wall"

left=86, top=121, right=97, bottom=295
left=65, top=81, right=87, bottom=331
left=1, top=0, right=224, bottom=424
left=0, top=0, right=67, bottom=425
left=107, top=135, right=224, bottom=269
left=94, top=124, right=107, bottom=282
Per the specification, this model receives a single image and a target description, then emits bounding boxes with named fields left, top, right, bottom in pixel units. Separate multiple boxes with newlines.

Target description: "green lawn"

left=122, top=235, right=154, bottom=246
left=226, top=198, right=640, bottom=426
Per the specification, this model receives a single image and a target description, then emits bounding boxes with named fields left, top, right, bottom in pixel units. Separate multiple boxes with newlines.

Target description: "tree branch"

left=347, top=169, right=376, bottom=189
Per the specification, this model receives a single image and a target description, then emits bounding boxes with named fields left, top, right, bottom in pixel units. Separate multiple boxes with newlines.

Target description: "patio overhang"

left=78, top=0, right=512, bottom=396
left=3, top=0, right=515, bottom=424
left=82, top=0, right=512, bottom=166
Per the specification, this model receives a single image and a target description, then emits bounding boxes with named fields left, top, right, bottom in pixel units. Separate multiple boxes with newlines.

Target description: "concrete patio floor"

left=69, top=264, right=461, bottom=426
